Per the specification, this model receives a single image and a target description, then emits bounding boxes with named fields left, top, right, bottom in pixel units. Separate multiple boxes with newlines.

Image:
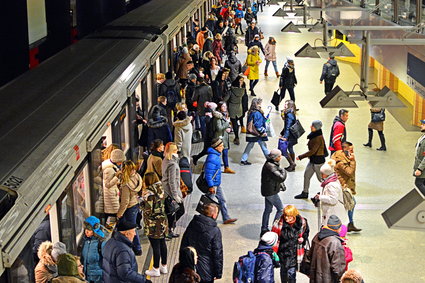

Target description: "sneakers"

left=224, top=218, right=238, bottom=224
left=294, top=192, right=309, bottom=199
left=240, top=126, right=247, bottom=133
left=224, top=167, right=236, bottom=174
left=145, top=268, right=160, bottom=277
left=159, top=264, right=168, bottom=274
left=240, top=160, right=252, bottom=165
left=166, top=232, right=180, bottom=239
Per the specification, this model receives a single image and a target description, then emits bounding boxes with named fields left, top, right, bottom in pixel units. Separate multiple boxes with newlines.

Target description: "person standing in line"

left=34, top=241, right=57, bottom=283
left=294, top=120, right=327, bottom=199
left=193, top=77, right=214, bottom=139
left=363, top=107, right=386, bottom=151
left=192, top=102, right=217, bottom=165
left=173, top=111, right=193, bottom=160
left=280, top=100, right=298, bottom=172
left=169, top=247, right=201, bottom=283
left=264, top=37, right=279, bottom=78
left=226, top=77, right=245, bottom=145
left=278, top=57, right=297, bottom=110
left=320, top=55, right=340, bottom=95
left=224, top=51, right=242, bottom=83
left=253, top=232, right=281, bottom=282
left=329, top=109, right=349, bottom=155
left=260, top=149, right=286, bottom=235
left=159, top=71, right=181, bottom=125
left=246, top=46, right=262, bottom=97
left=413, top=119, right=425, bottom=196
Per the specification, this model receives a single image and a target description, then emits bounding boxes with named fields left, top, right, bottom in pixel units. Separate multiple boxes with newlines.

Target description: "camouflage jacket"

left=141, top=182, right=168, bottom=239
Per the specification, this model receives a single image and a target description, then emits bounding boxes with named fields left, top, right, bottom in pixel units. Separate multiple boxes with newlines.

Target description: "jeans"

left=222, top=148, right=229, bottom=168
left=265, top=60, right=278, bottom=73
left=415, top=178, right=425, bottom=196
left=241, top=140, right=270, bottom=162
left=148, top=237, right=167, bottom=268
left=303, top=162, right=324, bottom=193
left=280, top=87, right=295, bottom=102
left=199, top=115, right=207, bottom=140
left=261, top=194, right=284, bottom=231
left=287, top=140, right=296, bottom=156
left=324, top=80, right=335, bottom=94
left=348, top=196, right=357, bottom=223
left=122, top=205, right=141, bottom=252
left=249, top=79, right=259, bottom=92
left=208, top=186, right=230, bottom=221
left=280, top=266, right=296, bottom=282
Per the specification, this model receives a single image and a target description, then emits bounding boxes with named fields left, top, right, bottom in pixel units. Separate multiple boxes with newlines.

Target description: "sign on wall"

left=407, top=53, right=425, bottom=98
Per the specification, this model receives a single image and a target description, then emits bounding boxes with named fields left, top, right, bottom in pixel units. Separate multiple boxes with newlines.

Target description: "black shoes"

left=240, top=161, right=252, bottom=165
left=166, top=232, right=180, bottom=239
left=363, top=143, right=372, bottom=148
left=294, top=192, right=309, bottom=199
left=377, top=146, right=387, bottom=151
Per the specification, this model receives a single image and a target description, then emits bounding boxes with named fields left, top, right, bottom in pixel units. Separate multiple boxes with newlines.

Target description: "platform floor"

left=140, top=5, right=425, bottom=283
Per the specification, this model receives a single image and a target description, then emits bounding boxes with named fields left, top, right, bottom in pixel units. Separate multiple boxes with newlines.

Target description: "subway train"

left=0, top=0, right=214, bottom=281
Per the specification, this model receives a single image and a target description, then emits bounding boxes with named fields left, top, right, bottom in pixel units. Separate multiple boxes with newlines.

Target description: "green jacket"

left=414, top=135, right=425, bottom=178
left=141, top=182, right=168, bottom=239
left=212, top=111, right=230, bottom=149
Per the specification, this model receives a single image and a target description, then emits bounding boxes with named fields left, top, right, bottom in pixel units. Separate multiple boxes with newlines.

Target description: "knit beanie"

left=51, top=242, right=67, bottom=262
left=268, top=148, right=282, bottom=160
left=261, top=232, right=278, bottom=246
left=57, top=253, right=79, bottom=277
left=286, top=56, right=294, bottom=62
left=327, top=215, right=342, bottom=230
left=320, top=159, right=335, bottom=176
left=188, top=73, right=197, bottom=81
left=206, top=102, right=218, bottom=110
left=312, top=120, right=322, bottom=130
left=111, top=149, right=125, bottom=163
left=211, top=138, right=223, bottom=149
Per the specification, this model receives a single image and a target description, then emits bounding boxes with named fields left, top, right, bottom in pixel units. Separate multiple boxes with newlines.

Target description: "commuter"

left=294, top=120, right=327, bottom=199
left=146, top=139, right=164, bottom=179
left=35, top=242, right=57, bottom=283
left=185, top=74, right=198, bottom=115
left=363, top=107, right=386, bottom=151
left=277, top=205, right=310, bottom=283
left=141, top=172, right=168, bottom=278
left=155, top=73, right=166, bottom=102
left=174, top=111, right=193, bottom=160
left=309, top=215, right=346, bottom=283
left=329, top=109, right=349, bottom=155
left=159, top=71, right=181, bottom=123
left=244, top=8, right=255, bottom=26
left=205, top=137, right=238, bottom=224
left=253, top=232, right=280, bottom=282
left=312, top=160, right=347, bottom=225
left=214, top=21, right=226, bottom=36
left=226, top=76, right=245, bottom=145
left=193, top=77, right=214, bottom=138
left=207, top=57, right=220, bottom=83
left=212, top=101, right=235, bottom=174
left=51, top=254, right=86, bottom=283
left=246, top=46, right=262, bottom=97
left=181, top=203, right=223, bottom=283
left=224, top=51, right=242, bottom=83
left=244, top=20, right=259, bottom=47
left=175, top=47, right=192, bottom=87
left=341, top=269, right=364, bottom=283
left=332, top=141, right=361, bottom=232
left=102, top=221, right=151, bottom=283
left=413, top=119, right=425, bottom=195
left=248, top=34, right=265, bottom=55
left=190, top=45, right=201, bottom=70
left=186, top=32, right=197, bottom=46
left=169, top=246, right=201, bottom=283
left=203, top=33, right=214, bottom=56
left=234, top=4, right=244, bottom=34
left=264, top=37, right=279, bottom=77
left=201, top=51, right=214, bottom=80
left=278, top=57, right=297, bottom=106
left=257, top=0, right=265, bottom=12
left=162, top=142, right=185, bottom=238
left=339, top=225, right=353, bottom=271
left=103, top=149, right=125, bottom=228
left=280, top=100, right=298, bottom=172
left=240, top=98, right=270, bottom=165
left=51, top=242, right=67, bottom=263
left=223, top=28, right=238, bottom=55
left=196, top=27, right=208, bottom=50
left=148, top=96, right=168, bottom=123
left=192, top=102, right=217, bottom=165
left=147, top=104, right=173, bottom=149
left=320, top=55, right=340, bottom=95
left=260, top=149, right=286, bottom=235
left=80, top=216, right=106, bottom=283
left=251, top=2, right=259, bottom=21
left=32, top=215, right=51, bottom=265
left=117, top=161, right=143, bottom=255
left=212, top=69, right=232, bottom=103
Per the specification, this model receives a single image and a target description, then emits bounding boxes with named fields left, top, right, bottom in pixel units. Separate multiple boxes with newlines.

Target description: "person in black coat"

left=225, top=52, right=242, bottom=83
left=192, top=104, right=216, bottom=165
left=32, top=215, right=51, bottom=265
left=248, top=35, right=265, bottom=55
left=211, top=69, right=232, bottom=103
left=279, top=57, right=297, bottom=103
left=245, top=21, right=260, bottom=47
left=181, top=203, right=223, bottom=283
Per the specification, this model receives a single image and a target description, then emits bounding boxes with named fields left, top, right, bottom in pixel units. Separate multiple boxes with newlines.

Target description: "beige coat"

left=146, top=152, right=163, bottom=179
left=103, top=164, right=120, bottom=214
left=52, top=276, right=86, bottom=283
left=319, top=177, right=347, bottom=225
left=332, top=150, right=356, bottom=194
left=264, top=43, right=277, bottom=61
left=174, top=117, right=193, bottom=160
left=117, top=173, right=143, bottom=218
left=35, top=242, right=57, bottom=283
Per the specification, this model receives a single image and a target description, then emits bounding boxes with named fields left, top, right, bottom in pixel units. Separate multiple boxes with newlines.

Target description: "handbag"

left=196, top=167, right=220, bottom=193
left=192, top=130, right=203, bottom=143
left=243, top=66, right=251, bottom=76
left=299, top=238, right=311, bottom=276
left=164, top=196, right=180, bottom=215
left=196, top=194, right=220, bottom=216
left=247, top=119, right=261, bottom=136
left=289, top=120, right=305, bottom=139
left=271, top=89, right=281, bottom=108
left=241, top=63, right=249, bottom=74
left=371, top=108, right=385, bottom=122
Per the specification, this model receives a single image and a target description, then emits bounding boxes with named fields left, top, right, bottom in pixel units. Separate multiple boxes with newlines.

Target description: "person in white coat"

left=264, top=37, right=279, bottom=78
left=173, top=111, right=193, bottom=161
left=313, top=159, right=347, bottom=226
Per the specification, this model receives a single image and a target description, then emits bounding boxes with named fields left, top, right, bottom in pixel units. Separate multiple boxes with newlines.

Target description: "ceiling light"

left=281, top=21, right=302, bottom=33
left=328, top=42, right=355, bottom=57
left=319, top=86, right=359, bottom=108
left=294, top=43, right=320, bottom=57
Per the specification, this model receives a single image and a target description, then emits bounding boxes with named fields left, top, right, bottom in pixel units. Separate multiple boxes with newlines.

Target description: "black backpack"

left=165, top=84, right=178, bottom=104
left=326, top=63, right=339, bottom=79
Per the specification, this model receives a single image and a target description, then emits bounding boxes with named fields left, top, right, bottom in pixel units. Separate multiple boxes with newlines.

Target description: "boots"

left=276, top=71, right=280, bottom=77
left=377, top=131, right=386, bottom=151
left=264, top=71, right=268, bottom=77
left=285, top=154, right=296, bottom=172
left=294, top=192, right=309, bottom=199
left=363, top=129, right=373, bottom=147
left=224, top=167, right=236, bottom=174
left=240, top=126, right=247, bottom=133
left=233, top=138, right=240, bottom=145
left=347, top=222, right=362, bottom=232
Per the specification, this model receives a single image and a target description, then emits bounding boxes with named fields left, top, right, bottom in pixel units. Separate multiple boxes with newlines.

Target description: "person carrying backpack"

left=159, top=72, right=181, bottom=124
left=320, top=55, right=340, bottom=95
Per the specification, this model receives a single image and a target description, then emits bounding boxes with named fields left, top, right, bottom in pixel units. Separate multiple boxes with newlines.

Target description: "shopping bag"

left=271, top=89, right=281, bottom=108
left=266, top=120, right=275, bottom=137
left=243, top=66, right=251, bottom=76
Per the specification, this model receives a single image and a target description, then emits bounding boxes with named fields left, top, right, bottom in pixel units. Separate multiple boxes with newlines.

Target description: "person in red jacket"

left=329, top=109, right=349, bottom=155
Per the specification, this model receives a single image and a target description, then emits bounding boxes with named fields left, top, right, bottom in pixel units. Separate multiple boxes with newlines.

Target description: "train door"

left=111, top=106, right=130, bottom=157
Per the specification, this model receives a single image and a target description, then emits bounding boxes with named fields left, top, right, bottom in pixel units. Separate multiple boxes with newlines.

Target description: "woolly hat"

left=57, top=253, right=79, bottom=277
left=51, top=242, right=67, bottom=262
left=286, top=56, right=294, bottom=62
left=205, top=101, right=217, bottom=110
left=254, top=34, right=260, bottom=38
left=111, top=149, right=125, bottom=163
left=312, top=120, right=322, bottom=130
left=211, top=138, right=223, bottom=149
left=320, top=159, right=336, bottom=176
left=116, top=219, right=137, bottom=232
left=327, top=215, right=342, bottom=230
left=268, top=148, right=282, bottom=160
left=261, top=231, right=278, bottom=246
left=84, top=216, right=105, bottom=238
left=188, top=73, right=197, bottom=81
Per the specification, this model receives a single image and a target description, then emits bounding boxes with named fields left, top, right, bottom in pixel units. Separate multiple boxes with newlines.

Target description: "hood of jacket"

left=333, top=115, right=345, bottom=126
left=206, top=147, right=221, bottom=156
left=38, top=241, right=56, bottom=266
left=318, top=227, right=342, bottom=241
left=148, top=116, right=168, bottom=128
left=328, top=59, right=337, bottom=66
left=173, top=117, right=192, bottom=132
left=228, top=52, right=237, bottom=64
left=212, top=110, right=224, bottom=120
left=190, top=214, right=217, bottom=233
left=163, top=79, right=177, bottom=87
left=307, top=129, right=323, bottom=140
left=125, top=173, right=142, bottom=193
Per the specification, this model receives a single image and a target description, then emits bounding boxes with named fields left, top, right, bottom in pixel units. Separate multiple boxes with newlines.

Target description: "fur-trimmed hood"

left=38, top=241, right=56, bottom=266
left=173, top=117, right=192, bottom=131
left=148, top=116, right=168, bottom=128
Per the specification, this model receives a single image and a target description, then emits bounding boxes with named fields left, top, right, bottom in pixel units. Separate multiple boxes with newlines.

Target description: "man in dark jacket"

left=245, top=20, right=260, bottom=47
left=185, top=74, right=198, bottom=114
left=244, top=7, right=255, bottom=26
left=193, top=77, right=214, bottom=139
left=248, top=34, right=265, bottom=55
left=294, top=120, right=327, bottom=199
left=181, top=203, right=223, bottom=283
left=103, top=221, right=151, bottom=283
left=260, top=149, right=286, bottom=234
left=159, top=71, right=181, bottom=124
left=147, top=98, right=172, bottom=147
left=224, top=51, right=242, bottom=83
left=308, top=215, right=346, bottom=283
left=279, top=57, right=297, bottom=102
left=32, top=215, right=51, bottom=264
left=320, top=55, right=340, bottom=95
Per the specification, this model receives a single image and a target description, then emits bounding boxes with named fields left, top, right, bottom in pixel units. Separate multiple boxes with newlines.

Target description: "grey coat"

left=212, top=111, right=230, bottom=149
left=174, top=117, right=193, bottom=160
left=414, top=135, right=425, bottom=178
left=226, top=87, right=244, bottom=119
left=162, top=156, right=182, bottom=201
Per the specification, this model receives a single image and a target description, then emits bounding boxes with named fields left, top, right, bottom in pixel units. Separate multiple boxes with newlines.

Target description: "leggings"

left=148, top=237, right=167, bottom=268
left=230, top=116, right=244, bottom=139
left=222, top=148, right=229, bottom=168
left=249, top=79, right=259, bottom=92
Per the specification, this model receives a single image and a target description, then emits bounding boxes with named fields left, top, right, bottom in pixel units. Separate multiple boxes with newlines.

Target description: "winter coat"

left=185, top=81, right=197, bottom=112
left=279, top=64, right=297, bottom=89
left=212, top=77, right=232, bottom=103
left=244, top=12, right=255, bottom=24
left=253, top=245, right=275, bottom=283
left=309, top=228, right=346, bottom=283
left=148, top=103, right=167, bottom=123
left=159, top=79, right=181, bottom=107
left=81, top=235, right=104, bottom=282
left=212, top=39, right=225, bottom=63
left=35, top=242, right=57, bottom=283
left=33, top=218, right=51, bottom=258
left=261, top=158, right=286, bottom=197
left=264, top=43, right=277, bottom=61
left=246, top=49, right=262, bottom=81
left=224, top=53, right=242, bottom=83
left=147, top=118, right=173, bottom=148
left=368, top=108, right=384, bottom=131
left=146, top=151, right=163, bottom=179
left=298, top=129, right=327, bottom=164
left=181, top=214, right=223, bottom=282
left=161, top=155, right=182, bottom=201
left=246, top=110, right=268, bottom=142
left=196, top=31, right=207, bottom=51
left=235, top=9, right=244, bottom=21
left=414, top=134, right=425, bottom=178
left=204, top=147, right=222, bottom=188
left=320, top=59, right=340, bottom=83
left=226, top=87, right=244, bottom=118
left=103, top=164, right=120, bottom=214
left=203, top=38, right=214, bottom=56
left=319, top=175, right=347, bottom=226
left=248, top=40, right=265, bottom=55
left=169, top=264, right=201, bottom=283
left=117, top=173, right=143, bottom=218
left=174, top=117, right=193, bottom=160
left=224, top=31, right=238, bottom=54
left=332, top=150, right=356, bottom=194
left=278, top=215, right=310, bottom=269
left=329, top=116, right=346, bottom=152
left=193, top=84, right=213, bottom=116
left=102, top=232, right=147, bottom=283
left=212, top=111, right=230, bottom=149
left=141, top=181, right=168, bottom=239
left=280, top=111, right=297, bottom=144
left=176, top=52, right=192, bottom=80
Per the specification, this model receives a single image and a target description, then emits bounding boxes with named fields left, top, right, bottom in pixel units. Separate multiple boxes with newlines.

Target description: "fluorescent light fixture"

left=319, top=86, right=359, bottom=108
left=294, top=43, right=320, bottom=57
left=273, top=8, right=288, bottom=17
left=281, top=21, right=302, bottom=33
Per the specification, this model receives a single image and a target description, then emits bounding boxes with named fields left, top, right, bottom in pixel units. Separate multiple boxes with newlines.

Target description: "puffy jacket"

left=174, top=117, right=193, bottom=160
left=103, top=164, right=120, bottom=214
left=264, top=43, right=277, bottom=61
left=332, top=150, right=356, bottom=194
left=204, top=147, right=222, bottom=188
left=212, top=111, right=230, bottom=149
left=246, top=49, right=261, bottom=81
left=51, top=276, right=86, bottom=283
left=159, top=79, right=181, bottom=107
left=161, top=156, right=182, bottom=201
left=320, top=59, right=340, bottom=82
left=141, top=182, right=168, bottom=239
left=102, top=232, right=147, bottom=283
left=147, top=119, right=172, bottom=148
left=193, top=84, right=213, bottom=116
left=279, top=64, right=297, bottom=89
left=181, top=214, right=223, bottom=282
left=32, top=218, right=51, bottom=257
left=280, top=111, right=297, bottom=144
left=246, top=110, right=268, bottom=142
left=81, top=236, right=104, bottom=282
left=253, top=245, right=275, bottom=283
left=319, top=175, right=347, bottom=226
left=117, top=173, right=143, bottom=218
left=298, top=129, right=327, bottom=164
left=224, top=52, right=242, bottom=83
left=35, top=242, right=57, bottom=283
left=329, top=116, right=346, bottom=152
left=261, top=158, right=286, bottom=197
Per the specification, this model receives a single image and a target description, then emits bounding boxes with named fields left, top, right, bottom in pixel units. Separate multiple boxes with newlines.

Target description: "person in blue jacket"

left=280, top=100, right=298, bottom=172
left=205, top=138, right=238, bottom=225
left=240, top=98, right=270, bottom=165
left=81, top=216, right=106, bottom=283
left=254, top=232, right=280, bottom=283
left=102, top=220, right=151, bottom=283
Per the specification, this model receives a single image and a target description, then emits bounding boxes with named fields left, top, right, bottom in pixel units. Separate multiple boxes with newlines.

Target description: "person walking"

left=260, top=149, right=286, bottom=235
left=278, top=57, right=297, bottom=108
left=320, top=55, right=340, bottom=95
left=174, top=111, right=193, bottom=160
left=248, top=34, right=265, bottom=55
left=244, top=8, right=255, bottom=26
left=294, top=120, right=327, bottom=199
left=226, top=77, right=245, bottom=145
left=264, top=37, right=279, bottom=78
left=280, top=100, right=298, bottom=172
left=240, top=98, right=270, bottom=164
left=246, top=46, right=262, bottom=96
left=234, top=5, right=244, bottom=35
left=329, top=109, right=349, bottom=155
left=224, top=51, right=242, bottom=83
left=169, top=247, right=201, bottom=283
left=193, top=77, right=214, bottom=140
left=253, top=232, right=280, bottom=282
left=212, top=34, right=225, bottom=65
left=413, top=119, right=425, bottom=195
left=181, top=203, right=223, bottom=283
left=363, top=107, right=386, bottom=151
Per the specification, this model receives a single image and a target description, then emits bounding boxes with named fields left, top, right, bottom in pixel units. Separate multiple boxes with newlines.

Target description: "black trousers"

left=167, top=202, right=185, bottom=230
left=415, top=178, right=425, bottom=196
left=230, top=116, right=244, bottom=139
left=148, top=237, right=167, bottom=268
left=280, top=87, right=295, bottom=102
left=324, top=80, right=335, bottom=94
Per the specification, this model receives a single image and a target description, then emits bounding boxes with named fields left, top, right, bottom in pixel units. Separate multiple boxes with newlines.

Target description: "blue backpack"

left=233, top=251, right=269, bottom=283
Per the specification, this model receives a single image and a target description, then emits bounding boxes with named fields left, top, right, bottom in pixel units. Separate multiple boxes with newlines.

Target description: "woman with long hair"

left=209, top=57, right=221, bottom=83
left=246, top=45, right=262, bottom=96
left=169, top=247, right=201, bottom=283
left=212, top=33, right=225, bottom=65
left=230, top=75, right=248, bottom=144
left=264, top=37, right=279, bottom=77
left=280, top=100, right=298, bottom=172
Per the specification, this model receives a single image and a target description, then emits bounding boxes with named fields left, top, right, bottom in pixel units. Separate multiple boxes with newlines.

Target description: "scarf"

left=321, top=173, right=338, bottom=188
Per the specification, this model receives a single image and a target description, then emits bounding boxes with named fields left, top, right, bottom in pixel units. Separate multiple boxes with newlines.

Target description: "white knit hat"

left=261, top=232, right=278, bottom=246
left=320, top=159, right=336, bottom=176
left=111, top=149, right=125, bottom=163
left=51, top=242, right=67, bottom=262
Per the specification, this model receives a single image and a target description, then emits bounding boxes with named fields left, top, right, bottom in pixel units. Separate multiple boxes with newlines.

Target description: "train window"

left=146, top=71, right=153, bottom=111
left=123, top=106, right=130, bottom=153
left=72, top=165, right=91, bottom=244
left=58, top=191, right=76, bottom=253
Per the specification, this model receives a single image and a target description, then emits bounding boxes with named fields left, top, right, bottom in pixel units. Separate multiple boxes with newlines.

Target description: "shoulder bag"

left=289, top=119, right=305, bottom=139
left=371, top=108, right=385, bottom=122
left=299, top=238, right=311, bottom=276
left=165, top=196, right=180, bottom=215
left=196, top=166, right=220, bottom=193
